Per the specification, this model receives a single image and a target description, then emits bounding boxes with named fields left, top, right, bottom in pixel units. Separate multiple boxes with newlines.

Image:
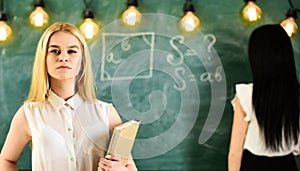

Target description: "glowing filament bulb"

left=280, top=17, right=298, bottom=37
left=122, top=6, right=141, bottom=26
left=180, top=11, right=200, bottom=32
left=125, top=11, right=137, bottom=25
left=241, top=1, right=262, bottom=23
left=29, top=6, right=49, bottom=27
left=246, top=7, right=258, bottom=21
left=80, top=18, right=99, bottom=40
left=0, top=20, right=12, bottom=42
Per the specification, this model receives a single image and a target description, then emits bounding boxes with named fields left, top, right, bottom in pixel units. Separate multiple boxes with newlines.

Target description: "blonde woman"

left=0, top=22, right=137, bottom=171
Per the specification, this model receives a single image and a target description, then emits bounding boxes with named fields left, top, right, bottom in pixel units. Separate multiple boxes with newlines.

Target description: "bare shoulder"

left=11, top=104, right=31, bottom=138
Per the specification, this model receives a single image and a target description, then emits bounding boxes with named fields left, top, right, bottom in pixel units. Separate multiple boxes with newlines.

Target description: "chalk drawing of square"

left=101, top=32, right=154, bottom=81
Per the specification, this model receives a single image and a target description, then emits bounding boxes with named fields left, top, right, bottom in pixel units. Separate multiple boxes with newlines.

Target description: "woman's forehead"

left=48, top=31, right=81, bottom=48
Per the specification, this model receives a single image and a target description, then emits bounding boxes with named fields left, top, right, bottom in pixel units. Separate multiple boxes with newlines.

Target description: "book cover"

left=106, top=119, right=140, bottom=165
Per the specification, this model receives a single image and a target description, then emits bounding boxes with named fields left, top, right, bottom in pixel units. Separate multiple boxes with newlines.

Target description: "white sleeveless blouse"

left=232, top=83, right=299, bottom=156
left=24, top=91, right=111, bottom=171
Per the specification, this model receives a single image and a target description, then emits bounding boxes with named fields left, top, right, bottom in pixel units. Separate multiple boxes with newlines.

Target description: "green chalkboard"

left=0, top=0, right=300, bottom=170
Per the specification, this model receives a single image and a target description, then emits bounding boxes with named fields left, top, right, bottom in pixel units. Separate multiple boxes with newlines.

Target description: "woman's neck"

left=50, top=79, right=76, bottom=100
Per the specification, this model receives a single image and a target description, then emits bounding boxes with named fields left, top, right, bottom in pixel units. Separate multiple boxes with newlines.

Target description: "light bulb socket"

left=127, top=0, right=138, bottom=7
left=0, top=12, right=7, bottom=21
left=244, top=0, right=256, bottom=2
left=84, top=9, right=94, bottom=19
left=286, top=8, right=297, bottom=19
left=35, top=0, right=45, bottom=7
left=184, top=1, right=195, bottom=13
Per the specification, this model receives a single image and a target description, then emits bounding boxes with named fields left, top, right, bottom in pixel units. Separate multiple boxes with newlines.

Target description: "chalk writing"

left=166, top=35, right=185, bottom=66
left=173, top=67, right=186, bottom=91
left=200, top=66, right=223, bottom=82
left=204, top=34, right=216, bottom=60
left=121, top=37, right=131, bottom=51
left=101, top=32, right=155, bottom=81
left=106, top=52, right=122, bottom=64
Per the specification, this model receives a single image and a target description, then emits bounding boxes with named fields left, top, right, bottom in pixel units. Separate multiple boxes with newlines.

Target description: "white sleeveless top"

left=24, top=91, right=111, bottom=171
left=232, top=83, right=299, bottom=157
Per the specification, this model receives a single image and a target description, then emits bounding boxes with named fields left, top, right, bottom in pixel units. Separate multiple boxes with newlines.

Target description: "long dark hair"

left=248, top=24, right=299, bottom=151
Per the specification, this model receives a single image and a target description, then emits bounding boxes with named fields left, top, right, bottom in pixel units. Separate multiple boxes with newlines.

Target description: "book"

left=106, top=119, right=140, bottom=166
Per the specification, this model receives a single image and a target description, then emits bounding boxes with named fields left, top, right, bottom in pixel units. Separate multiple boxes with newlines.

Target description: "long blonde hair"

left=25, top=22, right=97, bottom=103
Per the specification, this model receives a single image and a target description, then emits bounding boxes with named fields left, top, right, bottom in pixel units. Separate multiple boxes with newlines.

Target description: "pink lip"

left=57, top=65, right=71, bottom=69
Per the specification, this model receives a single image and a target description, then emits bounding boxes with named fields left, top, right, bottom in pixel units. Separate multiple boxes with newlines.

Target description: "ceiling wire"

left=82, top=0, right=94, bottom=9
left=1, top=0, right=4, bottom=12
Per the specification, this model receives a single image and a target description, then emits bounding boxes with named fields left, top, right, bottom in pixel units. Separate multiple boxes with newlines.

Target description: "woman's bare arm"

left=228, top=97, right=249, bottom=171
left=0, top=106, right=31, bottom=171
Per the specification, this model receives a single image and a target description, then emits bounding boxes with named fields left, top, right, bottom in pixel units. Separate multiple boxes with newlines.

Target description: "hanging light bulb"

left=241, top=0, right=262, bottom=23
left=79, top=9, right=99, bottom=40
left=29, top=0, right=49, bottom=28
left=280, top=8, right=298, bottom=37
left=122, top=0, right=141, bottom=27
left=179, top=0, right=200, bottom=32
left=0, top=11, right=12, bottom=42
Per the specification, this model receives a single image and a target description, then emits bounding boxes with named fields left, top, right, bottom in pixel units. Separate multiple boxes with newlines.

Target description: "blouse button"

left=67, top=128, right=72, bottom=131
left=70, top=157, right=74, bottom=161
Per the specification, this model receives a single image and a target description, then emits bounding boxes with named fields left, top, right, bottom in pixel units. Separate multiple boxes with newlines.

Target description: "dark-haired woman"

left=228, top=24, right=300, bottom=171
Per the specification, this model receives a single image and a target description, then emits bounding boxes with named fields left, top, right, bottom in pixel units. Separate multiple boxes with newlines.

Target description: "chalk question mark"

left=204, top=34, right=216, bottom=60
